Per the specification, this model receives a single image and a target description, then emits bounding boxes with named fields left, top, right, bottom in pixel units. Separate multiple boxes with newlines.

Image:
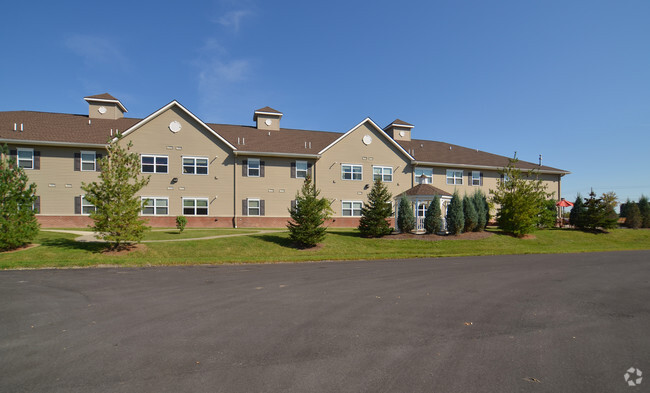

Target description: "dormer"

left=385, top=119, right=414, bottom=141
left=84, top=93, right=128, bottom=120
left=253, top=106, right=283, bottom=131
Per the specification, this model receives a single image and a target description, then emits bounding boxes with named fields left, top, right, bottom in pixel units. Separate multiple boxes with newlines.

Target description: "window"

left=248, top=158, right=260, bottom=177
left=81, top=196, right=96, bottom=215
left=17, top=148, right=33, bottom=169
left=341, top=164, right=362, bottom=180
left=415, top=168, right=433, bottom=184
left=342, top=201, right=363, bottom=216
left=247, top=199, right=261, bottom=216
left=81, top=151, right=96, bottom=171
left=182, top=157, right=208, bottom=175
left=446, top=169, right=463, bottom=185
left=141, top=197, right=169, bottom=215
left=471, top=171, right=482, bottom=186
left=296, top=161, right=308, bottom=179
left=183, top=198, right=208, bottom=215
left=141, top=155, right=168, bottom=173
left=373, top=166, right=393, bottom=182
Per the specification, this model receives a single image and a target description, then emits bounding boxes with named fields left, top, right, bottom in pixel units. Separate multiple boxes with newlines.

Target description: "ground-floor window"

left=141, top=197, right=169, bottom=215
left=183, top=198, right=208, bottom=215
left=81, top=196, right=96, bottom=215
left=342, top=201, right=363, bottom=216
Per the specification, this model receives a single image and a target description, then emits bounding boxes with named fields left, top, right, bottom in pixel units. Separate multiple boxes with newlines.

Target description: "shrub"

left=581, top=190, right=618, bottom=231
left=424, top=195, right=443, bottom=234
left=625, top=203, right=642, bottom=229
left=397, top=195, right=415, bottom=233
left=0, top=144, right=40, bottom=251
left=287, top=175, right=332, bottom=248
left=446, top=191, right=464, bottom=235
left=358, top=179, right=393, bottom=237
left=472, top=190, right=487, bottom=231
left=462, top=195, right=478, bottom=232
left=538, top=199, right=557, bottom=229
left=569, top=194, right=585, bottom=228
left=176, top=216, right=187, bottom=233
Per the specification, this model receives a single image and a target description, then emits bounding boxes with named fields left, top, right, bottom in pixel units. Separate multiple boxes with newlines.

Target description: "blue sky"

left=1, top=0, right=649, bottom=204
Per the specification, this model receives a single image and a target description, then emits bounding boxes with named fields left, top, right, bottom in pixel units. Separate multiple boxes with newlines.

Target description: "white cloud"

left=216, top=10, right=251, bottom=32
left=198, top=59, right=250, bottom=85
left=64, top=35, right=130, bottom=71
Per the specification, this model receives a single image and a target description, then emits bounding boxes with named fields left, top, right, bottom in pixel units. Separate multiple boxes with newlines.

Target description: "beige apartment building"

left=0, top=93, right=569, bottom=228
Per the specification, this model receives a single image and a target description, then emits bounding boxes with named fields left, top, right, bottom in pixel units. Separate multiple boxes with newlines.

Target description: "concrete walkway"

left=42, top=229, right=285, bottom=243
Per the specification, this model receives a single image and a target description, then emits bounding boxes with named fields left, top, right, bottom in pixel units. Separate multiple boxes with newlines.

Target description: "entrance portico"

left=395, top=184, right=452, bottom=233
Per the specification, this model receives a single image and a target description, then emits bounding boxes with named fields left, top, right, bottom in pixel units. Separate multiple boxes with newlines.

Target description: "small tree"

left=462, top=195, right=478, bottom=232
left=619, top=198, right=632, bottom=218
left=175, top=216, right=187, bottom=233
left=446, top=191, right=464, bottom=235
left=81, top=139, right=150, bottom=249
left=490, top=158, right=551, bottom=237
left=358, top=179, right=393, bottom=238
left=569, top=194, right=586, bottom=228
left=581, top=190, right=618, bottom=231
left=0, top=145, right=40, bottom=251
left=538, top=199, right=557, bottom=229
left=639, top=195, right=650, bottom=228
left=397, top=195, right=415, bottom=233
left=287, top=175, right=332, bottom=248
left=625, top=203, right=642, bottom=229
left=424, top=195, right=443, bottom=234
left=473, top=190, right=487, bottom=231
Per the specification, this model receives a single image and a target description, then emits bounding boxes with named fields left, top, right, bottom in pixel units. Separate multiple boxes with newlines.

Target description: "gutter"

left=411, top=160, right=571, bottom=175
left=0, top=138, right=108, bottom=149
left=233, top=150, right=321, bottom=159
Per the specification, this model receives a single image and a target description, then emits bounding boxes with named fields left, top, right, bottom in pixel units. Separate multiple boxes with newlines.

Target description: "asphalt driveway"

left=1, top=251, right=648, bottom=392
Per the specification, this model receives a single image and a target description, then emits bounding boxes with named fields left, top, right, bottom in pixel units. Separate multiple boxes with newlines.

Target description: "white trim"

left=141, top=197, right=169, bottom=216
left=182, top=197, right=209, bottom=216
left=247, top=198, right=261, bottom=216
left=412, top=160, right=570, bottom=175
left=341, top=163, right=363, bottom=181
left=81, top=195, right=96, bottom=215
left=254, top=111, right=283, bottom=117
left=318, top=118, right=415, bottom=160
left=384, top=123, right=414, bottom=129
left=141, top=154, right=169, bottom=174
left=17, top=147, right=34, bottom=170
left=341, top=200, right=363, bottom=217
left=296, top=160, right=308, bottom=179
left=414, top=167, right=433, bottom=184
left=0, top=139, right=107, bottom=148
left=116, top=100, right=237, bottom=151
left=247, top=158, right=260, bottom=177
left=372, top=165, right=393, bottom=182
left=233, top=150, right=320, bottom=159
left=80, top=150, right=96, bottom=172
left=83, top=97, right=128, bottom=113
left=182, top=156, right=209, bottom=175
left=471, top=171, right=481, bottom=186
left=446, top=169, right=463, bottom=185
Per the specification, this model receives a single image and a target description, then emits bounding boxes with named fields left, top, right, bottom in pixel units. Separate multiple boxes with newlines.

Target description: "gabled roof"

left=386, top=119, right=414, bottom=128
left=83, top=93, right=128, bottom=113
left=398, top=184, right=452, bottom=197
left=318, top=118, right=414, bottom=160
left=253, top=106, right=283, bottom=121
left=118, top=101, right=237, bottom=150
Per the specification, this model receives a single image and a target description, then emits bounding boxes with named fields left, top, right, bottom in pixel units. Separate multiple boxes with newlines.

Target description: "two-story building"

left=0, top=93, right=569, bottom=228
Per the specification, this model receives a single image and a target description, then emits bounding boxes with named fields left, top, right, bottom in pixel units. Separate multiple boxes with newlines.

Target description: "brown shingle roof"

left=398, top=184, right=452, bottom=197
left=84, top=93, right=119, bottom=101
left=254, top=106, right=282, bottom=114
left=398, top=139, right=567, bottom=173
left=389, top=119, right=414, bottom=127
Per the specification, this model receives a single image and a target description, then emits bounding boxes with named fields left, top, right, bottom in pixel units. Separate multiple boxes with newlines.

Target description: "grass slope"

left=1, top=228, right=649, bottom=269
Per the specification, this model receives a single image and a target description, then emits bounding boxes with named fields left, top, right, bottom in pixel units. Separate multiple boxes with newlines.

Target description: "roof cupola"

left=84, top=93, right=127, bottom=120
left=385, top=119, right=413, bottom=141
left=253, top=106, right=282, bottom=131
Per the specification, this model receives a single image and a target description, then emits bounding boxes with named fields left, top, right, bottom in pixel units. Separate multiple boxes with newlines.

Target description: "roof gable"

left=83, top=93, right=128, bottom=113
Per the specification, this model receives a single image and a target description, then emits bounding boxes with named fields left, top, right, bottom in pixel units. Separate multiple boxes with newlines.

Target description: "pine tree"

left=582, top=190, right=617, bottom=231
left=462, top=194, right=478, bottom=232
left=639, top=195, right=650, bottom=228
left=0, top=144, right=40, bottom=251
left=472, top=190, right=487, bottom=231
left=569, top=194, right=585, bottom=229
left=538, top=199, right=557, bottom=229
left=424, top=195, right=443, bottom=234
left=358, top=179, right=393, bottom=237
left=619, top=198, right=631, bottom=218
left=625, top=203, right=642, bottom=229
left=287, top=175, right=332, bottom=248
left=81, top=139, right=150, bottom=250
left=446, top=191, right=464, bottom=235
left=397, top=195, right=415, bottom=233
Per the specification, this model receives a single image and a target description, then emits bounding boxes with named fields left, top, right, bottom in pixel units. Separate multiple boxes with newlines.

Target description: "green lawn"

left=2, top=228, right=649, bottom=269
left=142, top=228, right=257, bottom=241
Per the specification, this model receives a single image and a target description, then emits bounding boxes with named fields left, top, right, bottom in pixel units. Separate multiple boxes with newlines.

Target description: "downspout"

left=233, top=156, right=237, bottom=228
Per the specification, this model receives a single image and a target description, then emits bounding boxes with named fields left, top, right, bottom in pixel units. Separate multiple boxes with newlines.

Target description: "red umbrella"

left=556, top=198, right=574, bottom=227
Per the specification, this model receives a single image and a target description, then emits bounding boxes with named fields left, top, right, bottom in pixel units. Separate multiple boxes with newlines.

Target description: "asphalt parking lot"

left=1, top=251, right=648, bottom=392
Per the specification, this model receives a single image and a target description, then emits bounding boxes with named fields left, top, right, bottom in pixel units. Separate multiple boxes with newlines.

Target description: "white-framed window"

left=141, top=155, right=168, bottom=173
left=141, top=197, right=169, bottom=215
left=80, top=151, right=96, bottom=171
left=248, top=158, right=260, bottom=177
left=373, top=166, right=393, bottom=182
left=342, top=201, right=363, bottom=216
left=341, top=164, right=362, bottom=180
left=247, top=199, right=261, bottom=216
left=415, top=168, right=433, bottom=184
left=182, top=156, right=208, bottom=175
left=471, top=171, right=482, bottom=186
left=81, top=196, right=96, bottom=215
left=183, top=198, right=209, bottom=216
left=17, top=148, right=34, bottom=169
left=296, top=160, right=308, bottom=179
left=446, top=169, right=463, bottom=185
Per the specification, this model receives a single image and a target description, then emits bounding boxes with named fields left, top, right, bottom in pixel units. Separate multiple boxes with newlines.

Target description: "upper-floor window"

left=373, top=166, right=393, bottom=182
left=342, top=201, right=363, bottom=216
left=341, top=164, right=362, bottom=181
left=141, top=155, right=168, bottom=173
left=471, top=171, right=482, bottom=186
left=183, top=157, right=208, bottom=175
left=141, top=197, right=169, bottom=215
left=81, top=151, right=96, bottom=171
left=415, top=168, right=433, bottom=184
left=17, top=148, right=34, bottom=169
left=248, top=158, right=260, bottom=177
left=296, top=161, right=308, bottom=179
left=183, top=198, right=208, bottom=215
left=446, top=169, right=463, bottom=185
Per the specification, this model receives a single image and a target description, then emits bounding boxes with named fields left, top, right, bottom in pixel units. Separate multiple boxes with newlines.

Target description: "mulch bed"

left=386, top=231, right=494, bottom=241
